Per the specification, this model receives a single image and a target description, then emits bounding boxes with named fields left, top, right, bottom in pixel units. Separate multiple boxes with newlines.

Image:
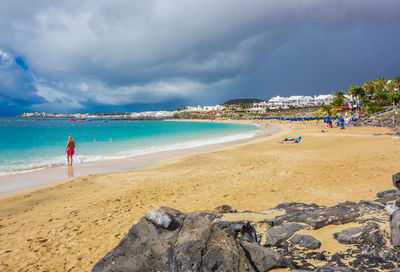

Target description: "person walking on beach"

left=66, top=136, right=75, bottom=166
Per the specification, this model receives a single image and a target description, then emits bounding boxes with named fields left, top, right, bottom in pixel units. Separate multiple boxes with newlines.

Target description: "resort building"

left=185, top=106, right=203, bottom=112
left=248, top=101, right=268, bottom=113
left=203, top=105, right=225, bottom=111
left=266, top=94, right=334, bottom=109
left=313, top=94, right=334, bottom=106
left=184, top=105, right=225, bottom=112
left=266, top=96, right=289, bottom=109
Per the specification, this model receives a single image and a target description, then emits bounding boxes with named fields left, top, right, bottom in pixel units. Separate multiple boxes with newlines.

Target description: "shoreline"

left=1, top=122, right=399, bottom=271
left=0, top=120, right=279, bottom=197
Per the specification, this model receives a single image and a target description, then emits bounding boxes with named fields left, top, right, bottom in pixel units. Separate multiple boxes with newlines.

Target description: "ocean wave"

left=0, top=130, right=257, bottom=176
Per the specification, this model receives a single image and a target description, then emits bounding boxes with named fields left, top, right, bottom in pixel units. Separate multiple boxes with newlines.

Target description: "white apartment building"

left=313, top=95, right=334, bottom=106
left=267, top=94, right=334, bottom=109
left=267, top=96, right=289, bottom=109
left=248, top=101, right=268, bottom=113
left=203, top=105, right=224, bottom=111
left=184, top=105, right=225, bottom=112
left=286, top=96, right=315, bottom=108
left=185, top=106, right=203, bottom=112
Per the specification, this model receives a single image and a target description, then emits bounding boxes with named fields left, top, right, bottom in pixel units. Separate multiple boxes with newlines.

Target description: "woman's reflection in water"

left=67, top=166, right=74, bottom=177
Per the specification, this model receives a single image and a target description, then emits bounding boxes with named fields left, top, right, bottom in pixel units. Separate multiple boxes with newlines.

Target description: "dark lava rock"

left=316, top=266, right=355, bottom=272
left=92, top=207, right=286, bottom=272
left=274, top=202, right=320, bottom=214
left=275, top=202, right=362, bottom=229
left=362, top=230, right=386, bottom=246
left=396, top=198, right=400, bottom=208
left=289, top=234, right=321, bottom=250
left=214, top=204, right=237, bottom=213
left=390, top=209, right=400, bottom=247
left=357, top=200, right=384, bottom=211
left=240, top=221, right=258, bottom=243
left=241, top=241, right=288, bottom=271
left=393, top=172, right=400, bottom=189
left=265, top=223, right=309, bottom=247
left=333, top=223, right=378, bottom=244
left=376, top=189, right=398, bottom=198
left=376, top=189, right=399, bottom=204
left=214, top=220, right=258, bottom=243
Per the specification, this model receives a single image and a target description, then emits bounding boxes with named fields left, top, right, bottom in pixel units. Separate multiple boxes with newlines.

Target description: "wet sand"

left=0, top=122, right=399, bottom=271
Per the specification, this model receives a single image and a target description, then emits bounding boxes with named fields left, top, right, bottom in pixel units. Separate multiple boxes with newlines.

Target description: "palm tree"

left=320, top=103, right=333, bottom=117
left=374, top=77, right=388, bottom=92
left=374, top=90, right=389, bottom=106
left=361, top=80, right=375, bottom=99
left=332, top=90, right=345, bottom=107
left=389, top=93, right=400, bottom=107
left=334, top=90, right=345, bottom=98
left=386, top=81, right=395, bottom=93
left=392, top=76, right=400, bottom=91
left=348, top=85, right=365, bottom=98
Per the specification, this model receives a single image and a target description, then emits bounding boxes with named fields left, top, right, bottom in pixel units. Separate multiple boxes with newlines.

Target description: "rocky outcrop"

left=393, top=172, right=400, bottom=189
left=92, top=207, right=287, bottom=272
left=390, top=210, right=400, bottom=247
left=93, top=173, right=400, bottom=272
left=289, top=234, right=321, bottom=250
left=352, top=107, right=400, bottom=128
left=265, top=223, right=309, bottom=247
left=333, top=223, right=379, bottom=244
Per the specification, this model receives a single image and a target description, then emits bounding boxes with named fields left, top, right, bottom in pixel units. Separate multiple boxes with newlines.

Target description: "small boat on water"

left=69, top=119, right=77, bottom=121
left=69, top=119, right=86, bottom=122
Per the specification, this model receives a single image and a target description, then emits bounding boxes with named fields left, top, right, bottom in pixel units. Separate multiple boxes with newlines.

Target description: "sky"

left=0, top=0, right=400, bottom=115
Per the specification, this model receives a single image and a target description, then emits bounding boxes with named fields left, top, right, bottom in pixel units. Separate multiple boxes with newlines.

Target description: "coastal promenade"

left=0, top=122, right=399, bottom=271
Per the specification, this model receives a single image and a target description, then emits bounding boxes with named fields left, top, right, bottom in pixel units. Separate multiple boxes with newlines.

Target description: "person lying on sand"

left=280, top=136, right=302, bottom=144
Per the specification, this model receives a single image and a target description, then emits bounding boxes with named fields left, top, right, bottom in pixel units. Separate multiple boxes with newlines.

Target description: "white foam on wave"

left=0, top=130, right=258, bottom=176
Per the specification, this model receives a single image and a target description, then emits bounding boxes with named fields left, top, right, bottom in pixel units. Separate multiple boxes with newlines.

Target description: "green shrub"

left=366, top=104, right=385, bottom=114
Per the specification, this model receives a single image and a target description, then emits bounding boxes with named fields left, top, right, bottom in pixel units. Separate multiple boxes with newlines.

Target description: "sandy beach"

left=1, top=122, right=400, bottom=271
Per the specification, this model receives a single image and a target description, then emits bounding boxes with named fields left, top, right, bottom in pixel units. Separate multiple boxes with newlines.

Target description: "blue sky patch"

left=15, top=57, right=28, bottom=71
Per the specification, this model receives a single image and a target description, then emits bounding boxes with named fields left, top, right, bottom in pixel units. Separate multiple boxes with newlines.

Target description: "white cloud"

left=32, top=77, right=235, bottom=109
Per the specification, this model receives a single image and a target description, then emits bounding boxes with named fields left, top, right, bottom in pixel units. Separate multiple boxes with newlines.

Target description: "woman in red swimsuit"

left=65, top=136, right=76, bottom=166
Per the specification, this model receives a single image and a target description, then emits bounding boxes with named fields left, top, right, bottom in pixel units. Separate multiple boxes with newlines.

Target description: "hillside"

left=222, top=98, right=264, bottom=105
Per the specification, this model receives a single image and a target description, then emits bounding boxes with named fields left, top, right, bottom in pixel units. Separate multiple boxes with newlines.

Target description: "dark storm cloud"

left=0, top=0, right=399, bottom=112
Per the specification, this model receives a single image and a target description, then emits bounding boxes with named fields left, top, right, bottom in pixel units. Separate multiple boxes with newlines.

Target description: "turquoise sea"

left=0, top=118, right=258, bottom=176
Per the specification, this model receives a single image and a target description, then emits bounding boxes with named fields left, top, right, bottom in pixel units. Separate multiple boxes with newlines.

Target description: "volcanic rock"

left=289, top=234, right=321, bottom=250
left=265, top=223, right=309, bottom=247
left=92, top=207, right=286, bottom=272
left=393, top=172, right=400, bottom=189
left=333, top=223, right=379, bottom=244
left=390, top=209, right=400, bottom=247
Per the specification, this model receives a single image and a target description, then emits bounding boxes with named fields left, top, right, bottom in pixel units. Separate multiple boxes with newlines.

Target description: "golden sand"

left=0, top=122, right=399, bottom=271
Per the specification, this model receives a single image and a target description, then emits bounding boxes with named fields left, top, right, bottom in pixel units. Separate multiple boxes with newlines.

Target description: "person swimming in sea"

left=66, top=136, right=75, bottom=166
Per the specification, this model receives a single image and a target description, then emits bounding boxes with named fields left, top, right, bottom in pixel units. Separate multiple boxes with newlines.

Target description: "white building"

left=248, top=101, right=268, bottom=113
left=182, top=105, right=225, bottom=112
left=185, top=106, right=203, bottom=112
left=286, top=96, right=315, bottom=108
left=313, top=95, right=334, bottom=106
left=267, top=96, right=289, bottom=109
left=267, top=94, right=334, bottom=109
left=202, top=105, right=224, bottom=111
